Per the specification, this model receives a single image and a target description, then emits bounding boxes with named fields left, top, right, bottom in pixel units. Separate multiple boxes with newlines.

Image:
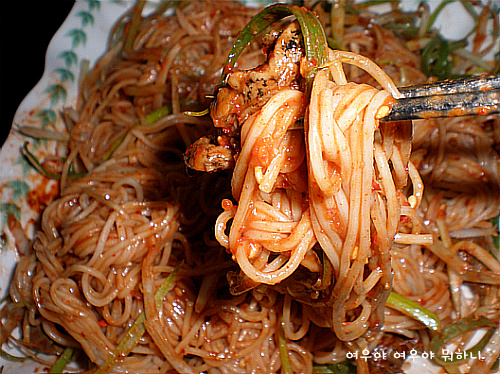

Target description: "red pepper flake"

left=400, top=215, right=411, bottom=224
left=223, top=64, right=232, bottom=75
left=98, top=320, right=108, bottom=328
left=478, top=106, right=492, bottom=116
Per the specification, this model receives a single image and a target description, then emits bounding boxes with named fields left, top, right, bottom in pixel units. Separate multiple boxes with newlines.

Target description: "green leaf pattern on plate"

left=35, top=109, right=58, bottom=128
left=40, top=2, right=96, bottom=114
left=66, top=29, right=87, bottom=49
left=4, top=181, right=30, bottom=201
left=44, top=84, right=68, bottom=107
left=88, top=0, right=102, bottom=12
left=55, top=67, right=75, bottom=83
left=58, top=50, right=78, bottom=68
left=76, top=10, right=95, bottom=27
left=0, top=203, right=21, bottom=226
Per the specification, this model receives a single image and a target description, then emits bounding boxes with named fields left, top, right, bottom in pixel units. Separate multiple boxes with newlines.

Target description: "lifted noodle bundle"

left=212, top=36, right=423, bottom=342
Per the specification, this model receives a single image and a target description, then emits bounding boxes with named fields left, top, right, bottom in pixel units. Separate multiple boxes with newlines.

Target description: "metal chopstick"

left=381, top=75, right=500, bottom=122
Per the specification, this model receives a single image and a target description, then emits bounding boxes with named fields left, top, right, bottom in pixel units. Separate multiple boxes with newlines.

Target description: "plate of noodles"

left=1, top=0, right=500, bottom=373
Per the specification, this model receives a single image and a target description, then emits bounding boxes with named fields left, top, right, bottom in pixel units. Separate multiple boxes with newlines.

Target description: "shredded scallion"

left=50, top=347, right=76, bottom=373
left=279, top=318, right=293, bottom=374
left=219, top=4, right=328, bottom=89
left=103, top=104, right=171, bottom=160
left=94, top=264, right=180, bottom=374
left=22, top=142, right=84, bottom=180
left=123, top=0, right=146, bottom=53
left=430, top=316, right=496, bottom=365
left=386, top=291, right=441, bottom=331
left=312, top=361, right=357, bottom=373
left=0, top=349, right=27, bottom=362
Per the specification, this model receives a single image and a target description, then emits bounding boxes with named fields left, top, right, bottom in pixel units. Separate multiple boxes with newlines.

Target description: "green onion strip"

left=94, top=265, right=180, bottom=374
left=0, top=349, right=27, bottom=362
left=22, top=142, right=85, bottom=180
left=425, top=0, right=455, bottom=33
left=103, top=104, right=171, bottom=161
left=123, top=0, right=146, bottom=53
left=386, top=291, right=441, bottom=332
left=49, top=347, right=76, bottom=373
left=219, top=4, right=328, bottom=90
left=312, top=361, right=357, bottom=374
left=430, top=316, right=496, bottom=366
left=278, top=318, right=293, bottom=374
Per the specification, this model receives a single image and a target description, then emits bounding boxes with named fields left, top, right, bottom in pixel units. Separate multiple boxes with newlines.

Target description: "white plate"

left=0, top=1, right=494, bottom=373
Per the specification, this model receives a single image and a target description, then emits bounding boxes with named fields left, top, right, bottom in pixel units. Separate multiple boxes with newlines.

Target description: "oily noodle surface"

left=216, top=51, right=420, bottom=346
